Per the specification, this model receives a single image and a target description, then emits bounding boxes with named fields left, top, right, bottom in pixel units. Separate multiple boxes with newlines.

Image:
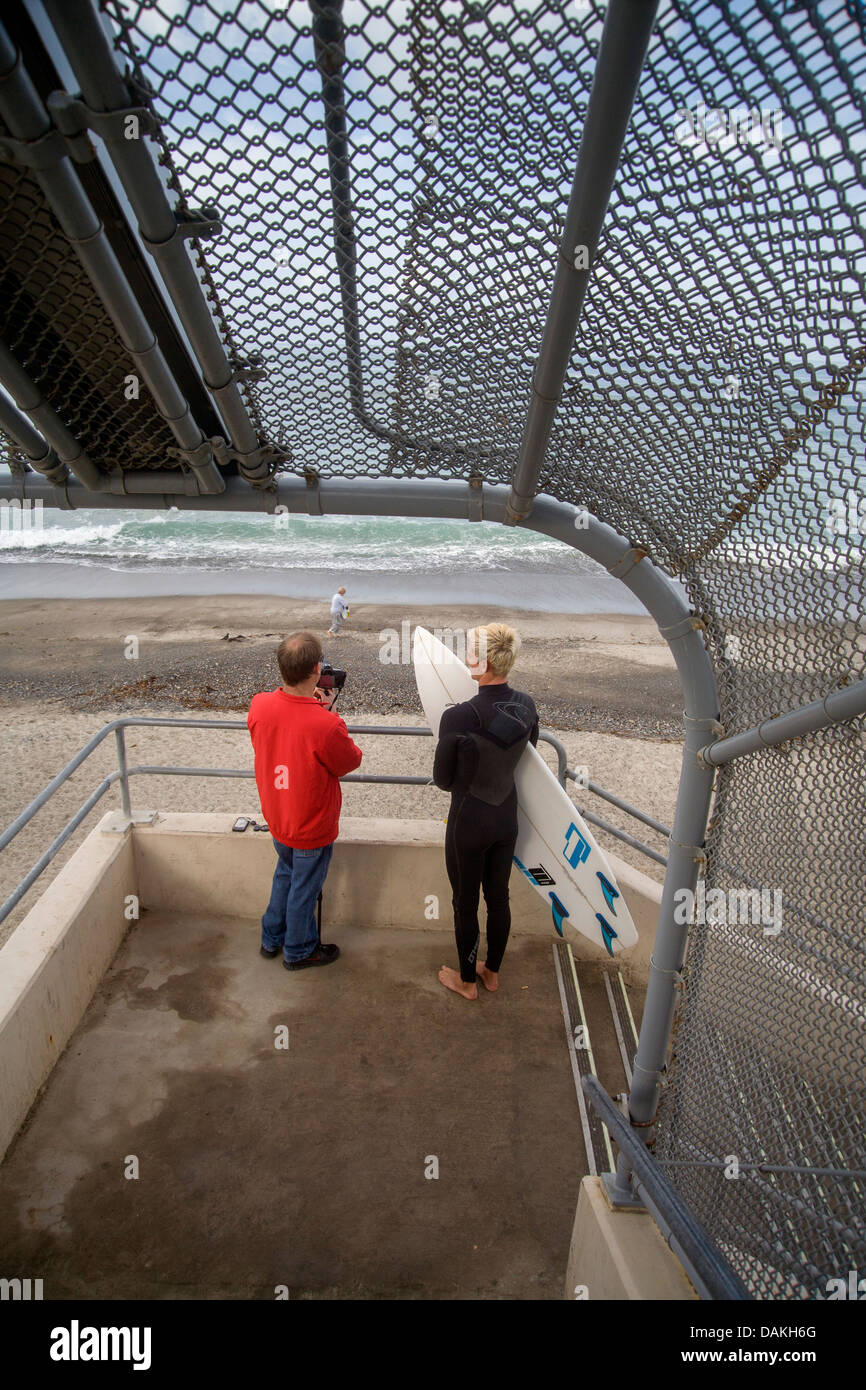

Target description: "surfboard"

left=413, top=625, right=638, bottom=956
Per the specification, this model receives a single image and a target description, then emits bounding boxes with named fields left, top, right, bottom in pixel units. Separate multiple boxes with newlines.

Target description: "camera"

left=316, top=661, right=347, bottom=700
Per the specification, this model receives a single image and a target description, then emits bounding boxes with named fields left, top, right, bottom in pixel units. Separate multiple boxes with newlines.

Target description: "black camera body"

left=316, top=661, right=347, bottom=695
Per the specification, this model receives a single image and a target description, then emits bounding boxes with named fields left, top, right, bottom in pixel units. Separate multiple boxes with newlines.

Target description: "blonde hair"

left=468, top=623, right=520, bottom=678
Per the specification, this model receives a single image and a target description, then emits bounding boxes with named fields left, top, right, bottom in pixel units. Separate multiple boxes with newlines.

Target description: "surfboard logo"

left=514, top=855, right=556, bottom=886
left=527, top=863, right=556, bottom=886
left=550, top=893, right=570, bottom=937
left=596, top=871, right=619, bottom=915
left=528, top=865, right=556, bottom=886
left=564, top=823, right=591, bottom=868
left=596, top=913, right=618, bottom=956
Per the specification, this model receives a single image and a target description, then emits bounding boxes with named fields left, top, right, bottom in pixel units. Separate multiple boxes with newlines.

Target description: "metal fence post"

left=114, top=726, right=131, bottom=820
left=607, top=709, right=720, bottom=1204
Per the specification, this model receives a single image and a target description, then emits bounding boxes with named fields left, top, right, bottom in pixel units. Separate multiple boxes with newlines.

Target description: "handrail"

left=543, top=728, right=670, bottom=864
left=0, top=771, right=123, bottom=923
left=0, top=716, right=667, bottom=929
left=582, top=776, right=671, bottom=838
left=577, top=806, right=668, bottom=868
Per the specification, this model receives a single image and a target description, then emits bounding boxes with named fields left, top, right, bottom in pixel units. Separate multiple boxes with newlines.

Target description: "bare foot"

left=438, top=965, right=478, bottom=999
left=477, top=962, right=499, bottom=992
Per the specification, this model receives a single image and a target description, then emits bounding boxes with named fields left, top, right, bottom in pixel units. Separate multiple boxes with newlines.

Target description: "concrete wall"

left=566, top=1177, right=697, bottom=1300
left=1, top=806, right=663, bottom=1305
left=0, top=825, right=136, bottom=1162
left=131, top=812, right=660, bottom=983
left=0, top=811, right=658, bottom=1163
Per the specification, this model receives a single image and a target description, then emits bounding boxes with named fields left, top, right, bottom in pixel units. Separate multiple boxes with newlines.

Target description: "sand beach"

left=0, top=595, right=684, bottom=944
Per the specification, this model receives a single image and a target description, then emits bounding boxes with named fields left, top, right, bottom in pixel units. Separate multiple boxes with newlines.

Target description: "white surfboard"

left=413, top=626, right=637, bottom=956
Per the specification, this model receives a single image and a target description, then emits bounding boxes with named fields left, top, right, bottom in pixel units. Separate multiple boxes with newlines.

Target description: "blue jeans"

left=261, top=839, right=335, bottom=962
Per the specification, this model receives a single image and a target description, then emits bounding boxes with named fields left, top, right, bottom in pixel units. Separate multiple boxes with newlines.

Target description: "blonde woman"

left=432, top=623, right=538, bottom=999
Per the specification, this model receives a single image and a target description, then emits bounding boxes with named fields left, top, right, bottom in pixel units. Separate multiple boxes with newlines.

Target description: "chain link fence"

left=0, top=159, right=178, bottom=471
left=0, top=0, right=863, bottom=1298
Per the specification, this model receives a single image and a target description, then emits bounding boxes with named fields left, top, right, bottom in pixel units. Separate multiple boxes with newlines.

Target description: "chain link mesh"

left=0, top=0, right=863, bottom=1298
left=0, top=160, right=178, bottom=470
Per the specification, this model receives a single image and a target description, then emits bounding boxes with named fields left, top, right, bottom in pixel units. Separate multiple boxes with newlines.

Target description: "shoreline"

left=0, top=594, right=684, bottom=739
left=0, top=559, right=655, bottom=615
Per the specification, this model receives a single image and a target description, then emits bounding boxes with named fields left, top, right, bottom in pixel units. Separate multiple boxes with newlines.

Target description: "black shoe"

left=260, top=945, right=280, bottom=958
left=283, top=943, right=340, bottom=971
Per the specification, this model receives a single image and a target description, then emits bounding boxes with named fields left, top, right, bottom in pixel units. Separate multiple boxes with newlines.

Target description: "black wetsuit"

left=432, top=683, right=539, bottom=982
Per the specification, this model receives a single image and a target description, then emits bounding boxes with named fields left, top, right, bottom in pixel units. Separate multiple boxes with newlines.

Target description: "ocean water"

left=0, top=495, right=858, bottom=616
left=0, top=508, right=580, bottom=574
left=0, top=507, right=653, bottom=613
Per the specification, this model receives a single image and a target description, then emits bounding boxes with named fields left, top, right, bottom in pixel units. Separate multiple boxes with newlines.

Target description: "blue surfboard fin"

left=596, top=871, right=619, bottom=915
left=596, top=913, right=618, bottom=956
left=549, top=893, right=569, bottom=937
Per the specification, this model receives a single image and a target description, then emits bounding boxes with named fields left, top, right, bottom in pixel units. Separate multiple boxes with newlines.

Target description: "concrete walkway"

left=0, top=912, right=606, bottom=1299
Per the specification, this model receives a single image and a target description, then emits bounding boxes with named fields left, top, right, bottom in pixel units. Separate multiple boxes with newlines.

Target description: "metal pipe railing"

left=535, top=727, right=570, bottom=785
left=0, top=388, right=68, bottom=485
left=114, top=726, right=131, bottom=819
left=0, top=714, right=668, bottom=929
left=0, top=716, right=128, bottom=854
left=504, top=0, right=661, bottom=524
left=699, top=679, right=866, bottom=766
left=0, top=339, right=103, bottom=489
left=0, top=770, right=121, bottom=923
left=581, top=777, right=672, bottom=839
left=0, top=22, right=224, bottom=496
left=123, top=765, right=434, bottom=788
left=583, top=1075, right=752, bottom=1301
left=41, top=0, right=271, bottom=487
left=576, top=804, right=668, bottom=868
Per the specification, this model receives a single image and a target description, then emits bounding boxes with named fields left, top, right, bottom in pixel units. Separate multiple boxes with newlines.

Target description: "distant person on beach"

left=247, top=631, right=362, bottom=970
left=432, top=623, right=538, bottom=1000
left=328, top=586, right=349, bottom=636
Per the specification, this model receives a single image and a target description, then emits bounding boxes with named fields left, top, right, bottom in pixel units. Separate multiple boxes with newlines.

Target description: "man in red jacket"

left=248, top=631, right=363, bottom=970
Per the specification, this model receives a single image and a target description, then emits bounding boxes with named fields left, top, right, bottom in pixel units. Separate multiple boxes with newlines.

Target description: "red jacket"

left=247, top=689, right=363, bottom=848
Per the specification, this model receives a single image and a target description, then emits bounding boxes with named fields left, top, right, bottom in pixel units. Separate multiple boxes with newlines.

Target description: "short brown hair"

left=277, top=631, right=322, bottom=687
